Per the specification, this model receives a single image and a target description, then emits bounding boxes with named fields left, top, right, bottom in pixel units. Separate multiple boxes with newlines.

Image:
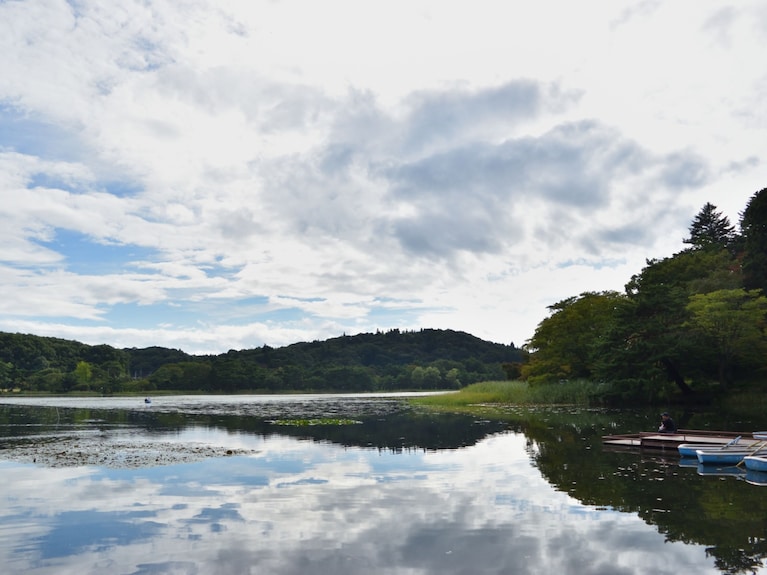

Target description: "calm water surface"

left=1, top=394, right=766, bottom=575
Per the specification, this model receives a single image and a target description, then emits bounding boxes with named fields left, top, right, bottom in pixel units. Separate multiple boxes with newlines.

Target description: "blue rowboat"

left=743, top=455, right=767, bottom=473
left=696, top=449, right=755, bottom=465
left=696, top=440, right=767, bottom=465
left=678, top=435, right=742, bottom=457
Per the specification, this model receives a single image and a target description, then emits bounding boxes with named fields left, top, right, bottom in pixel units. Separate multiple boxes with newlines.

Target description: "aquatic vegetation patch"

left=269, top=418, right=362, bottom=426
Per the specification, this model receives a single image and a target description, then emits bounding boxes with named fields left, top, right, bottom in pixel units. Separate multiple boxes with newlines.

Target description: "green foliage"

left=73, top=361, right=93, bottom=391
left=523, top=188, right=767, bottom=403
left=685, top=288, right=767, bottom=387
left=740, top=187, right=767, bottom=294
left=0, top=360, right=14, bottom=388
left=684, top=202, right=736, bottom=250
left=0, top=329, right=522, bottom=394
left=523, top=291, right=625, bottom=384
left=592, top=245, right=755, bottom=400
left=123, top=346, right=195, bottom=378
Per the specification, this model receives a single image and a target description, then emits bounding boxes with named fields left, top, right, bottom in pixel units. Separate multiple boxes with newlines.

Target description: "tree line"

left=522, top=187, right=767, bottom=403
left=0, top=328, right=524, bottom=394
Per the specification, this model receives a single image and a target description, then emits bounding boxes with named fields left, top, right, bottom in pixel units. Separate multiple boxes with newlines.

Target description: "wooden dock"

left=602, top=429, right=757, bottom=451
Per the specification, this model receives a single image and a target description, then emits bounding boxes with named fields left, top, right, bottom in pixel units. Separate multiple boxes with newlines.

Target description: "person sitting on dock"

left=658, top=412, right=677, bottom=433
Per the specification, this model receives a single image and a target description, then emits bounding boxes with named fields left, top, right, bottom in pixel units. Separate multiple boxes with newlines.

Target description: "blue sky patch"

left=36, top=230, right=155, bottom=274
left=0, top=106, right=83, bottom=163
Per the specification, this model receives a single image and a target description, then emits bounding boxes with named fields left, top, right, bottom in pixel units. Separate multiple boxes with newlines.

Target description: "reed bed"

left=412, top=379, right=606, bottom=408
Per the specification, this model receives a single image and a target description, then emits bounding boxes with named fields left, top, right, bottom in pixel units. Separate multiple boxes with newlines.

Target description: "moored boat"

left=678, top=436, right=742, bottom=457
left=696, top=449, right=756, bottom=465
left=696, top=441, right=767, bottom=465
left=743, top=455, right=767, bottom=473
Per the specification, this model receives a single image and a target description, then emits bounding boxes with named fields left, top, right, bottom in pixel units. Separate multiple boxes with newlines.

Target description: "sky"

left=1, top=0, right=765, bottom=355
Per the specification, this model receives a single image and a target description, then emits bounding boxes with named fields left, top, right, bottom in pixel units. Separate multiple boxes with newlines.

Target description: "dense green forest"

left=0, top=329, right=524, bottom=394
left=522, top=186, right=767, bottom=403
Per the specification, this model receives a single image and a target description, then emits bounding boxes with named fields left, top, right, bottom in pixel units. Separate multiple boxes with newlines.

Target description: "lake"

left=1, top=394, right=766, bottom=575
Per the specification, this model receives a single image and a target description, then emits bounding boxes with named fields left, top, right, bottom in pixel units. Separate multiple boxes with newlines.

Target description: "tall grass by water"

left=412, top=379, right=606, bottom=408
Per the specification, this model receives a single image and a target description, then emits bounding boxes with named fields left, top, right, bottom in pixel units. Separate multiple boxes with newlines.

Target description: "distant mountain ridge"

left=0, top=329, right=524, bottom=393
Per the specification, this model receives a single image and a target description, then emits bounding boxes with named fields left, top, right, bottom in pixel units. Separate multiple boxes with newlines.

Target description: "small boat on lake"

left=696, top=441, right=767, bottom=465
left=743, top=455, right=767, bottom=473
left=144, top=397, right=152, bottom=404
left=695, top=450, right=753, bottom=465
left=678, top=435, right=743, bottom=457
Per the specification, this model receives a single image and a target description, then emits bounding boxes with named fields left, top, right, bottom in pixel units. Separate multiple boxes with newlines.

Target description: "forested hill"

left=0, top=329, right=524, bottom=394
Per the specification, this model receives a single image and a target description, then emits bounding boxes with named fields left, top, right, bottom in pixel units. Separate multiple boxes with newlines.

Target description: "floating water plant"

left=269, top=418, right=362, bottom=426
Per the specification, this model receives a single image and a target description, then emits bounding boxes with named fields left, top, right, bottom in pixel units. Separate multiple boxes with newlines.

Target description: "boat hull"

left=743, top=455, right=767, bottom=472
left=678, top=443, right=742, bottom=457
left=696, top=450, right=754, bottom=465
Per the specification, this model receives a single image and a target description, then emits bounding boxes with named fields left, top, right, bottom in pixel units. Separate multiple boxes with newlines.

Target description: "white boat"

left=696, top=450, right=755, bottom=465
left=743, top=455, right=767, bottom=473
left=753, top=432, right=767, bottom=440
left=678, top=435, right=742, bottom=457
left=696, top=440, right=767, bottom=465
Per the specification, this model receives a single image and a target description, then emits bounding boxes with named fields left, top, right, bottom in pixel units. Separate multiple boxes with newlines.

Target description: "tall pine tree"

left=684, top=202, right=735, bottom=249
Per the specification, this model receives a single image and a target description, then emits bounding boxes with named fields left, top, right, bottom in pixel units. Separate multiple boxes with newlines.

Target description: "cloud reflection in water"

left=1, top=432, right=721, bottom=575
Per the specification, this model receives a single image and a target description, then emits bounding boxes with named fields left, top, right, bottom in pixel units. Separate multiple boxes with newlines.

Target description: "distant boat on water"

left=144, top=397, right=152, bottom=404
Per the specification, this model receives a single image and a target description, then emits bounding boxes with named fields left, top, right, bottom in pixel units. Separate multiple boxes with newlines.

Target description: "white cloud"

left=0, top=0, right=764, bottom=354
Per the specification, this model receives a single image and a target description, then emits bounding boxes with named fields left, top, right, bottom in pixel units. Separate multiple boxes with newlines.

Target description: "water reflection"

left=0, top=396, right=766, bottom=575
left=1, top=433, right=725, bottom=575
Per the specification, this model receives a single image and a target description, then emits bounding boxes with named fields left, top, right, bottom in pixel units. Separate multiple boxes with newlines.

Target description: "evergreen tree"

left=740, top=187, right=767, bottom=294
left=684, top=202, right=735, bottom=249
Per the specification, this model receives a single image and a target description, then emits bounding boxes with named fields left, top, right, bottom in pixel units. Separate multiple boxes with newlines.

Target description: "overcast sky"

left=1, top=0, right=765, bottom=355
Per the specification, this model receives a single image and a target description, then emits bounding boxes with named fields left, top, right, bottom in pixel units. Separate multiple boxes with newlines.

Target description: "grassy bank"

left=412, top=380, right=767, bottom=413
left=411, top=379, right=607, bottom=409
